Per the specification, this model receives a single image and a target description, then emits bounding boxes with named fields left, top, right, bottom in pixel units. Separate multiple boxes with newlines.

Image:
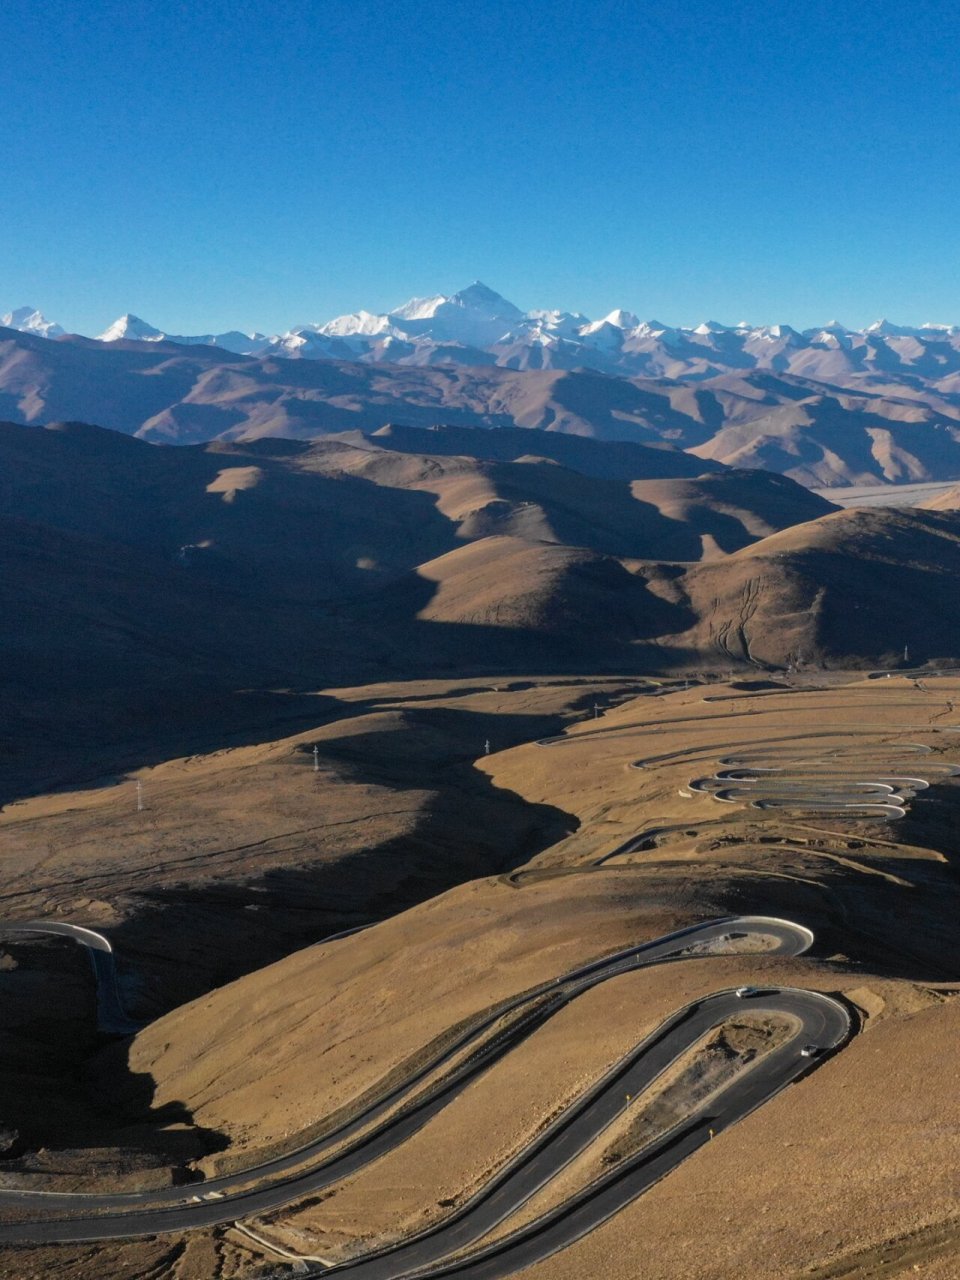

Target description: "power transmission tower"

left=136, top=780, right=144, bottom=812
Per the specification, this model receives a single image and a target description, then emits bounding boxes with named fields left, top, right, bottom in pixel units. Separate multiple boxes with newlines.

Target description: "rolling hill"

left=664, top=505, right=960, bottom=667
left=6, top=416, right=960, bottom=811
left=0, top=419, right=825, bottom=801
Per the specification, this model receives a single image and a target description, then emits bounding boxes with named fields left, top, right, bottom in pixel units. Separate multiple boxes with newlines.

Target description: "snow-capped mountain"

left=1, top=306, right=65, bottom=339
left=95, top=313, right=270, bottom=354
left=8, top=283, right=960, bottom=383
left=97, top=314, right=167, bottom=343
left=315, top=282, right=525, bottom=348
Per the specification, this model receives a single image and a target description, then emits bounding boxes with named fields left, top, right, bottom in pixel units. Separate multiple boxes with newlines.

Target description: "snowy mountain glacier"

left=6, top=283, right=960, bottom=380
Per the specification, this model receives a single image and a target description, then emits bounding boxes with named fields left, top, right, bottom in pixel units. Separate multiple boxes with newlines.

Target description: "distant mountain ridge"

left=5, top=318, right=960, bottom=487
left=6, top=282, right=960, bottom=379
left=8, top=284, right=960, bottom=487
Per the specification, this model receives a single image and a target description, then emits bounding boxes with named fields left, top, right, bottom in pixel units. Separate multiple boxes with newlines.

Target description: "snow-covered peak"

left=2, top=306, right=65, bottom=339
left=12, top=288, right=960, bottom=375
left=389, top=282, right=521, bottom=325
left=577, top=319, right=628, bottom=348
left=805, top=328, right=852, bottom=349
left=633, top=319, right=674, bottom=337
left=202, top=330, right=270, bottom=354
left=320, top=283, right=524, bottom=347
left=319, top=309, right=396, bottom=338
left=448, top=281, right=522, bottom=319
left=383, top=283, right=523, bottom=346
left=600, top=308, right=640, bottom=330
left=863, top=318, right=934, bottom=339
left=270, top=328, right=342, bottom=357
left=94, top=315, right=268, bottom=352
left=390, top=294, right=448, bottom=322
left=746, top=323, right=801, bottom=342
left=524, top=309, right=589, bottom=337
left=98, top=314, right=167, bottom=343
left=921, top=321, right=960, bottom=336
left=799, top=320, right=852, bottom=340
left=577, top=310, right=642, bottom=339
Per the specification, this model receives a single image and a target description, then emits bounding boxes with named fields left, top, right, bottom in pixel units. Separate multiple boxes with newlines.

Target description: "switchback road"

left=0, top=914, right=850, bottom=1280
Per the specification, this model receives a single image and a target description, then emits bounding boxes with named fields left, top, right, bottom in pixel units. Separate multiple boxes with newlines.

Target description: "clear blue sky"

left=3, top=0, right=959, bottom=335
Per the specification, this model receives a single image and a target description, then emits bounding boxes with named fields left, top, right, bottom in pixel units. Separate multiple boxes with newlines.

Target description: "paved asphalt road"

left=0, top=913, right=850, bottom=1280
left=314, top=987, right=848, bottom=1279
left=0, top=922, right=141, bottom=1036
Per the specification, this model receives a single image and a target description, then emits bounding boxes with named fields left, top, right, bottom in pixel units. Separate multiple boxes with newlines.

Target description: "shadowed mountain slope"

left=366, top=422, right=723, bottom=478
left=6, top=418, right=960, bottom=807
left=0, top=419, right=813, bottom=801
left=6, top=326, right=960, bottom=487
left=689, top=393, right=960, bottom=486
left=660, top=506, right=960, bottom=667
left=0, top=419, right=829, bottom=576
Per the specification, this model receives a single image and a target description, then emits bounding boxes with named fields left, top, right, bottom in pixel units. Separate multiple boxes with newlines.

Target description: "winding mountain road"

left=0, top=914, right=850, bottom=1280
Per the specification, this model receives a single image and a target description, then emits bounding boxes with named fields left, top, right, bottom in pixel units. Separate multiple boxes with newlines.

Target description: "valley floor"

left=812, top=478, right=960, bottom=507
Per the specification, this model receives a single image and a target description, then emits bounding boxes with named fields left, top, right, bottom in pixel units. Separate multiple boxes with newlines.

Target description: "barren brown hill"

left=0, top=417, right=829, bottom=576
left=660, top=505, right=960, bottom=667
left=0, top=418, right=762, bottom=587
left=312, top=438, right=831, bottom=559
left=0, top=675, right=650, bottom=1201
left=0, top=329, right=704, bottom=444
left=366, top=422, right=722, bottom=477
left=394, top=536, right=685, bottom=659
left=0, top=420, right=836, bottom=805
left=628, top=467, right=835, bottom=557
left=288, top=436, right=711, bottom=555
left=8, top=418, right=960, bottom=824
left=688, top=392, right=960, bottom=486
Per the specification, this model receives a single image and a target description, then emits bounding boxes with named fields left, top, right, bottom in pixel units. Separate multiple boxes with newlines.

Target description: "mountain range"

left=7, top=283, right=960, bottom=379
left=8, top=283, right=960, bottom=489
left=5, top=321, right=960, bottom=487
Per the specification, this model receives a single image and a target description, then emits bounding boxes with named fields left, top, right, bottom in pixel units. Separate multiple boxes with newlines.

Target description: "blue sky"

left=3, top=0, right=959, bottom=335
